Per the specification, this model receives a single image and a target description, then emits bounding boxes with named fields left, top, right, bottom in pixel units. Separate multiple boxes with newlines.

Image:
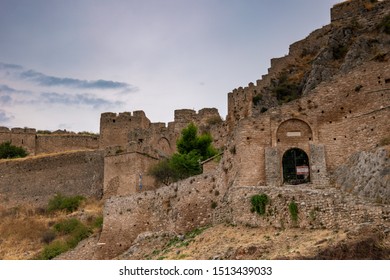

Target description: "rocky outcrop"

left=332, top=146, right=390, bottom=204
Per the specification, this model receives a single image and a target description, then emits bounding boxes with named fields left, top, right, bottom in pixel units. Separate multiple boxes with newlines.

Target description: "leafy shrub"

left=53, top=218, right=92, bottom=249
left=47, top=194, right=85, bottom=213
left=289, top=201, right=299, bottom=222
left=0, top=141, right=28, bottom=159
left=170, top=151, right=202, bottom=180
left=185, top=226, right=209, bottom=239
left=93, top=216, right=104, bottom=229
left=54, top=218, right=83, bottom=234
left=176, top=123, right=218, bottom=160
left=66, top=224, right=92, bottom=248
left=148, top=159, right=178, bottom=186
left=39, top=240, right=69, bottom=260
left=251, top=194, right=269, bottom=215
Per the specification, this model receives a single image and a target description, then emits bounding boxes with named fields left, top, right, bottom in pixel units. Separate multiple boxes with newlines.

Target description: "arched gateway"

left=275, top=118, right=313, bottom=185
left=282, top=148, right=310, bottom=185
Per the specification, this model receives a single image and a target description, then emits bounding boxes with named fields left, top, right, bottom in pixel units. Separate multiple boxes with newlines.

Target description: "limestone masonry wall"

left=0, top=150, right=104, bottom=208
left=103, top=152, right=158, bottom=198
left=225, top=61, right=390, bottom=187
left=0, top=127, right=100, bottom=155
left=36, top=135, right=99, bottom=154
left=99, top=111, right=151, bottom=149
left=221, top=185, right=389, bottom=230
left=97, top=165, right=390, bottom=259
left=0, top=127, right=36, bottom=155
left=96, top=167, right=228, bottom=259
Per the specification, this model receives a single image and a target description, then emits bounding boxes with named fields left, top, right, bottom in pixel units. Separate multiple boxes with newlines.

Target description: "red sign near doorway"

left=296, top=166, right=309, bottom=175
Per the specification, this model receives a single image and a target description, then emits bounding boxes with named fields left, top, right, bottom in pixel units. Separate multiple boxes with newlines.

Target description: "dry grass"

left=0, top=149, right=95, bottom=163
left=122, top=223, right=389, bottom=260
left=118, top=224, right=353, bottom=260
left=0, top=199, right=103, bottom=260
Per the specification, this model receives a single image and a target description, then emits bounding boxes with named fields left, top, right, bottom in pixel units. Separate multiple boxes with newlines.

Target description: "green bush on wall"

left=251, top=194, right=269, bottom=215
left=289, top=201, right=299, bottom=222
left=149, top=123, right=219, bottom=186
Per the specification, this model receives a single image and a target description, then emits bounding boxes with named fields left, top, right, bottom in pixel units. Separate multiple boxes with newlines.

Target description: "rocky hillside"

left=252, top=0, right=390, bottom=114
left=56, top=222, right=389, bottom=260
left=117, top=224, right=390, bottom=260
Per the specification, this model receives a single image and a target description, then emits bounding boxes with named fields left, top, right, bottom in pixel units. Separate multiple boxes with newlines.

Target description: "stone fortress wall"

left=0, top=127, right=37, bottom=155
left=97, top=160, right=390, bottom=259
left=0, top=127, right=99, bottom=155
left=224, top=0, right=390, bottom=188
left=99, top=107, right=227, bottom=198
left=224, top=62, right=390, bottom=189
left=0, top=0, right=389, bottom=259
left=0, top=107, right=226, bottom=205
left=99, top=107, right=226, bottom=155
left=96, top=0, right=390, bottom=258
left=0, top=150, right=104, bottom=208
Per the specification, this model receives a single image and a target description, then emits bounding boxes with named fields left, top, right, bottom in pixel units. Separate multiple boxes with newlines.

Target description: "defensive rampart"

left=0, top=150, right=104, bottom=208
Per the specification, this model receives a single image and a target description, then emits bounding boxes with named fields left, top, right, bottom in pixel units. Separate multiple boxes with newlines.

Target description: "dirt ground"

left=2, top=202, right=388, bottom=260
left=114, top=223, right=390, bottom=260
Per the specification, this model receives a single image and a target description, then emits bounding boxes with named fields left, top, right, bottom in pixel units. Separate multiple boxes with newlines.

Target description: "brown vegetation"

left=116, top=224, right=390, bottom=260
left=0, top=199, right=103, bottom=260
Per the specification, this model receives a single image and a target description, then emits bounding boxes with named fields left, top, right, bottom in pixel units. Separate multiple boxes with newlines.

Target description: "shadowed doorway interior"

left=282, top=148, right=310, bottom=185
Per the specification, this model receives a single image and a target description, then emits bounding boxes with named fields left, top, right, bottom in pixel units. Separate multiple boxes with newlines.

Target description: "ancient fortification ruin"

left=1, top=0, right=389, bottom=259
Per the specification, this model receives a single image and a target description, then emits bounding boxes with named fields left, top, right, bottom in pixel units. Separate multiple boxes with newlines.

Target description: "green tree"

left=0, top=141, right=28, bottom=159
left=177, top=123, right=218, bottom=160
left=149, top=123, right=218, bottom=185
left=148, top=159, right=177, bottom=186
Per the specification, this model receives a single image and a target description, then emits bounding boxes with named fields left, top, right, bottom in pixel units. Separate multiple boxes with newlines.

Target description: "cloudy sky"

left=0, top=0, right=341, bottom=133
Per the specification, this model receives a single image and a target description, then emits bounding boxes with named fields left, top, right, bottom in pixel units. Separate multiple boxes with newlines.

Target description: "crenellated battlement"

left=100, top=110, right=150, bottom=127
left=11, top=127, right=36, bottom=134
left=99, top=107, right=225, bottom=159
left=0, top=126, right=99, bottom=155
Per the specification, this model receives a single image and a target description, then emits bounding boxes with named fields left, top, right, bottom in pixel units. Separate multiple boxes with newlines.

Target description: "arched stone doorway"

left=282, top=148, right=310, bottom=185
